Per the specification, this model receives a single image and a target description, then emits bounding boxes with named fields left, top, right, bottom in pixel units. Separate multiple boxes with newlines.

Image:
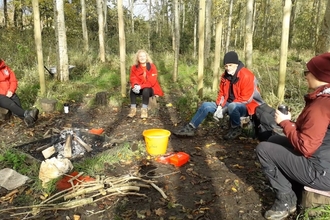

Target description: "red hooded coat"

left=129, top=62, right=164, bottom=96
left=0, top=60, right=18, bottom=96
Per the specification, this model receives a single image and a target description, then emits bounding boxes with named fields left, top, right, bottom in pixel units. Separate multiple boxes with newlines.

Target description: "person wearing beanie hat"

left=173, top=51, right=265, bottom=140
left=255, top=52, right=330, bottom=220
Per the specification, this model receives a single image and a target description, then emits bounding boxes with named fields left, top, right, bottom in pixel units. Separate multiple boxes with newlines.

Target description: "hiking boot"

left=265, top=191, right=297, bottom=220
left=24, top=115, right=35, bottom=128
left=128, top=107, right=137, bottom=118
left=28, top=108, right=39, bottom=121
left=223, top=126, right=242, bottom=140
left=172, top=124, right=195, bottom=137
left=141, top=108, right=148, bottom=118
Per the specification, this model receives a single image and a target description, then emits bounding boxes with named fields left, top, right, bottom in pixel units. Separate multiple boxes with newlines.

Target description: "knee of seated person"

left=227, top=103, right=237, bottom=112
left=255, top=142, right=271, bottom=155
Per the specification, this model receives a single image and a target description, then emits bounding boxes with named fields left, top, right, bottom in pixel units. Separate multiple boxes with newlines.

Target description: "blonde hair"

left=133, top=49, right=153, bottom=65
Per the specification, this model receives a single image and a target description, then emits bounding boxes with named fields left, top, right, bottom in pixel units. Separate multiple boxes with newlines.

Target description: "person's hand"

left=6, top=91, right=13, bottom=98
left=132, top=84, right=141, bottom=94
left=275, top=109, right=291, bottom=124
left=213, top=105, right=223, bottom=121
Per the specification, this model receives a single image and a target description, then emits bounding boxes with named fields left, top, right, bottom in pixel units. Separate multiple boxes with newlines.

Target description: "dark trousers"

left=0, top=94, right=25, bottom=118
left=130, top=88, right=154, bottom=106
left=255, top=135, right=330, bottom=194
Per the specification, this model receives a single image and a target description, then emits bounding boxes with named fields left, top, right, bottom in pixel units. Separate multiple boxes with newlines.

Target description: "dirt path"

left=0, top=97, right=298, bottom=220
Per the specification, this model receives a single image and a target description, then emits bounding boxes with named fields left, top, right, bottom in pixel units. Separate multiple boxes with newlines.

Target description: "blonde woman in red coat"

left=128, top=50, right=164, bottom=118
left=0, top=59, right=39, bottom=127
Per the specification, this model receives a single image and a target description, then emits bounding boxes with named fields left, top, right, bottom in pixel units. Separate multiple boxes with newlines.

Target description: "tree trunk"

left=81, top=0, right=89, bottom=53
left=245, top=0, right=254, bottom=68
left=54, top=0, right=69, bottom=82
left=315, top=0, right=330, bottom=54
left=225, top=0, right=234, bottom=52
left=173, top=0, right=180, bottom=82
left=277, top=0, right=292, bottom=102
left=97, top=0, right=106, bottom=62
left=198, top=0, right=205, bottom=98
left=118, top=0, right=127, bottom=97
left=4, top=0, right=8, bottom=27
left=204, top=0, right=212, bottom=64
left=213, top=18, right=223, bottom=92
left=129, top=0, right=134, bottom=33
left=32, top=0, right=46, bottom=96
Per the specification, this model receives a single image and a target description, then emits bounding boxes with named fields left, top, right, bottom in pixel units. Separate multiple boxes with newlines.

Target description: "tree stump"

left=148, top=96, right=159, bottom=115
left=40, top=98, right=57, bottom=113
left=95, top=91, right=109, bottom=106
left=0, top=107, right=11, bottom=120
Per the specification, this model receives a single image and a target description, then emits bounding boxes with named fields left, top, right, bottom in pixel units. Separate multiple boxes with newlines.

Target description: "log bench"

left=302, top=186, right=330, bottom=215
left=0, top=107, right=11, bottom=120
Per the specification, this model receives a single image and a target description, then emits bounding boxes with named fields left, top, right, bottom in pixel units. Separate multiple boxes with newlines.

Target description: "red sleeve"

left=7, top=66, right=18, bottom=93
left=129, top=65, right=143, bottom=88
left=281, top=101, right=330, bottom=157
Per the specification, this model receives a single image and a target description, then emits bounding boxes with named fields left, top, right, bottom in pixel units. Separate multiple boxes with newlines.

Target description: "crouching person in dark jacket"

left=255, top=52, right=330, bottom=220
left=0, top=59, right=39, bottom=127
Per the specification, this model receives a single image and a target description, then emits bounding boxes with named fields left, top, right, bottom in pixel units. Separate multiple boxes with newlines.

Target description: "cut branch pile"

left=0, top=173, right=167, bottom=218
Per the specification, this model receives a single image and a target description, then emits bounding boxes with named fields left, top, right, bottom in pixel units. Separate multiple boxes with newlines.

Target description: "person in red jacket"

left=128, top=50, right=164, bottom=118
left=173, top=51, right=264, bottom=139
left=255, top=52, right=330, bottom=220
left=0, top=59, right=39, bottom=127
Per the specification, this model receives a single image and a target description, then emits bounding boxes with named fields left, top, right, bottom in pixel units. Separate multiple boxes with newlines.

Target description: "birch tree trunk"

left=315, top=0, right=330, bottom=54
left=277, top=0, right=292, bottom=102
left=173, top=0, right=180, bottom=82
left=245, top=0, right=254, bottom=68
left=32, top=0, right=46, bottom=96
left=204, top=0, right=212, bottom=63
left=54, top=0, right=69, bottom=82
left=117, top=0, right=127, bottom=97
left=97, top=0, right=106, bottom=62
left=213, top=18, right=222, bottom=92
left=198, top=0, right=205, bottom=98
left=129, top=0, right=134, bottom=33
left=225, top=0, right=234, bottom=52
left=81, top=0, right=89, bottom=53
left=4, top=0, right=8, bottom=27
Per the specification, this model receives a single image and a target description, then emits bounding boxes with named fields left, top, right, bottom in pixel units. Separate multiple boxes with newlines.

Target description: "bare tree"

left=245, top=0, right=254, bottom=68
left=277, top=0, right=292, bottom=102
left=32, top=0, right=46, bottom=96
left=97, top=0, right=106, bottom=62
left=81, top=0, right=89, bottom=53
left=118, top=0, right=127, bottom=97
left=315, top=0, right=330, bottom=54
left=213, top=17, right=223, bottom=92
left=204, top=0, right=212, bottom=63
left=198, top=0, right=205, bottom=98
left=225, top=0, right=234, bottom=52
left=173, top=0, right=180, bottom=82
left=54, top=0, right=69, bottom=81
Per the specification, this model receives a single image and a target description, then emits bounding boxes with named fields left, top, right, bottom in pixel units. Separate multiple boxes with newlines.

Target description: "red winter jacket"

left=215, top=63, right=263, bottom=115
left=129, top=62, right=164, bottom=96
left=0, top=60, right=18, bottom=96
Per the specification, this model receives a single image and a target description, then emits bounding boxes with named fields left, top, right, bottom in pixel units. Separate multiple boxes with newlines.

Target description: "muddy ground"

left=0, top=94, right=300, bottom=220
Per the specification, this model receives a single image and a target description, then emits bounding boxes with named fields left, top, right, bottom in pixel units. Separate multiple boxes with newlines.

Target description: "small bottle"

left=64, top=103, right=69, bottom=114
left=278, top=104, right=289, bottom=115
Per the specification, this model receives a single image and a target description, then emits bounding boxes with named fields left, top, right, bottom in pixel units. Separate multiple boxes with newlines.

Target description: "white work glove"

left=213, top=105, right=223, bottom=121
left=132, top=84, right=141, bottom=94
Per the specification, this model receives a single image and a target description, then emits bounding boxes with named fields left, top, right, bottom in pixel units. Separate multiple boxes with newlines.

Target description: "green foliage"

left=0, top=149, right=29, bottom=174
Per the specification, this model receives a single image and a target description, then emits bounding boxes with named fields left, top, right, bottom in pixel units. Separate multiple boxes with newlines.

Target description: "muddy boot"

left=172, top=124, right=196, bottom=137
left=264, top=190, right=297, bottom=220
left=24, top=115, right=35, bottom=128
left=223, top=126, right=242, bottom=140
left=128, top=107, right=137, bottom=118
left=141, top=108, right=148, bottom=119
left=28, top=108, right=39, bottom=121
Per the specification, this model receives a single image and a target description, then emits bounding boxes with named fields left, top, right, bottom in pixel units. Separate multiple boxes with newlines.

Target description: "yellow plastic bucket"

left=142, top=129, right=171, bottom=155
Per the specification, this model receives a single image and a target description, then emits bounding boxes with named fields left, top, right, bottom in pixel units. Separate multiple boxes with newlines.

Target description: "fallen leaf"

left=231, top=187, right=238, bottom=192
left=155, top=208, right=166, bottom=216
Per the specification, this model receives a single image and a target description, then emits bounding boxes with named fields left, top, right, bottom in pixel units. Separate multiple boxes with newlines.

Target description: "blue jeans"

left=189, top=101, right=247, bottom=128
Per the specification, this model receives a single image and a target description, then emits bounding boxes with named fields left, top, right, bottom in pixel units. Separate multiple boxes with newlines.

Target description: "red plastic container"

left=169, top=152, right=190, bottom=167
